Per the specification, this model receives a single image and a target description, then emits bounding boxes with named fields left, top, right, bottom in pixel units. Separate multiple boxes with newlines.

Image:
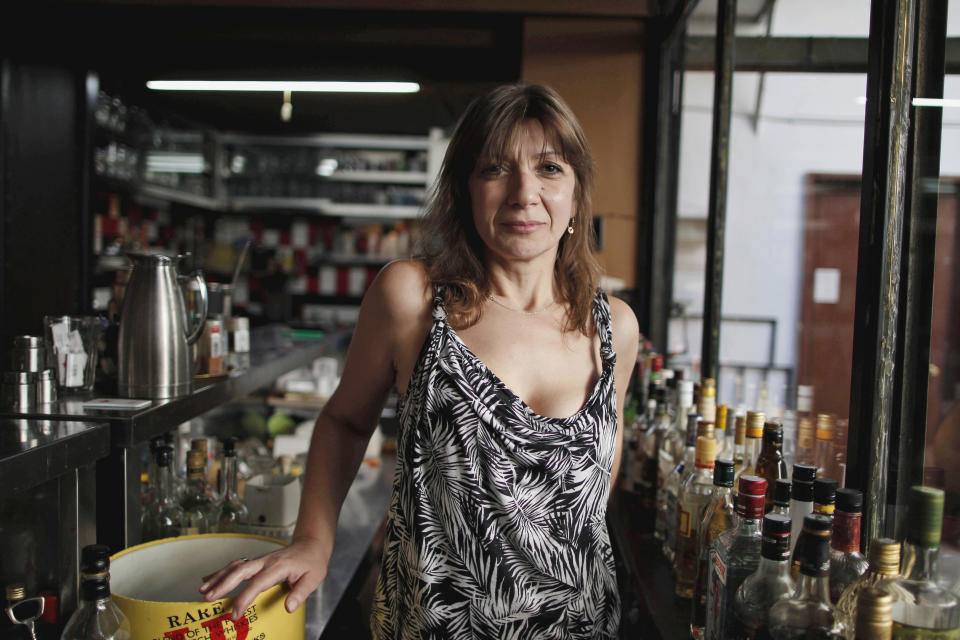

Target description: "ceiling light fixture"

left=146, top=80, right=420, bottom=93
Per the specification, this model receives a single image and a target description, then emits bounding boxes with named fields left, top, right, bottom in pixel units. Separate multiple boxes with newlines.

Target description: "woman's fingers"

left=284, top=567, right=325, bottom=614
left=230, top=563, right=295, bottom=621
left=200, top=556, right=251, bottom=592
left=202, top=557, right=263, bottom=602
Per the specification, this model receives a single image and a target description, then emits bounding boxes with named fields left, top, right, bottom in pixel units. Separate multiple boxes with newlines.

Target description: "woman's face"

left=467, top=119, right=576, bottom=267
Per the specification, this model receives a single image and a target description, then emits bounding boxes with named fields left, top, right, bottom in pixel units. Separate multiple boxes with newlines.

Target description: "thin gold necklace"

left=488, top=294, right=557, bottom=316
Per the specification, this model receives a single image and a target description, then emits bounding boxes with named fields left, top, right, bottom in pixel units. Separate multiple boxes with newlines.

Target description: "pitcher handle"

left=186, top=270, right=208, bottom=345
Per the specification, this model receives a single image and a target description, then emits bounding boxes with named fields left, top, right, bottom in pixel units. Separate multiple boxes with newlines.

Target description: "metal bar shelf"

left=0, top=419, right=111, bottom=495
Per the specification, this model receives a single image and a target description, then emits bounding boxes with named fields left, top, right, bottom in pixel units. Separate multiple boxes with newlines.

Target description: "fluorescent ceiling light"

left=146, top=80, right=420, bottom=93
left=146, top=152, right=206, bottom=174
left=913, top=97, right=960, bottom=108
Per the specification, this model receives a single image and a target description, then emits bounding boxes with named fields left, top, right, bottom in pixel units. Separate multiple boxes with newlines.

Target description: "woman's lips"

left=501, top=221, right=543, bottom=233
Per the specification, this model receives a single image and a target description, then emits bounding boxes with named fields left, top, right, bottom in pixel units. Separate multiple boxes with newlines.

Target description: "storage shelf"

left=219, top=132, right=432, bottom=150
left=0, top=419, right=111, bottom=494
left=329, top=170, right=429, bottom=184
left=228, top=197, right=421, bottom=218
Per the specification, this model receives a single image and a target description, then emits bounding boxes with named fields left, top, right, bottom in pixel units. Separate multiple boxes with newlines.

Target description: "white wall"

left=670, top=0, right=960, bottom=407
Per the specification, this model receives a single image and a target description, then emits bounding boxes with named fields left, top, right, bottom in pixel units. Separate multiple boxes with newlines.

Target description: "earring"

left=567, top=223, right=574, bottom=235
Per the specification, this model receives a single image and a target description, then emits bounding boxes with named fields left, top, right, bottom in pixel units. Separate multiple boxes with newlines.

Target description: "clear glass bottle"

left=790, top=464, right=817, bottom=552
left=61, top=545, right=132, bottom=640
left=217, top=437, right=249, bottom=533
left=181, top=449, right=212, bottom=535
left=737, top=411, right=765, bottom=481
left=814, top=413, right=836, bottom=481
left=676, top=435, right=718, bottom=598
left=733, top=413, right=747, bottom=478
left=691, top=459, right=736, bottom=639
left=715, top=404, right=730, bottom=460
left=731, top=513, right=795, bottom=639
left=755, top=421, right=789, bottom=512
left=705, top=475, right=767, bottom=640
left=854, top=586, right=893, bottom=640
left=664, top=413, right=700, bottom=561
left=140, top=445, right=184, bottom=542
left=829, top=488, right=868, bottom=604
left=191, top=438, right=221, bottom=525
left=656, top=381, right=691, bottom=542
left=772, top=478, right=792, bottom=517
left=836, top=538, right=900, bottom=639
left=768, top=513, right=845, bottom=639
left=882, top=486, right=960, bottom=637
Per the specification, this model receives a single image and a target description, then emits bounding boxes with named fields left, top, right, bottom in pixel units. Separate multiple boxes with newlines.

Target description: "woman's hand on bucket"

left=198, top=535, right=332, bottom=620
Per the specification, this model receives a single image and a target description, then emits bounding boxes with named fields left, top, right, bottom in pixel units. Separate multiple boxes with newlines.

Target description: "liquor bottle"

left=854, top=587, right=892, bottom=640
left=738, top=411, right=765, bottom=480
left=676, top=435, right=718, bottom=598
left=181, top=450, right=212, bottom=535
left=190, top=439, right=221, bottom=527
left=669, top=380, right=696, bottom=462
left=833, top=419, right=849, bottom=488
left=705, top=475, right=767, bottom=640
left=790, top=464, right=817, bottom=551
left=768, top=513, right=844, bottom=639
left=639, top=395, right=668, bottom=532
left=835, top=538, right=900, bottom=639
left=664, top=413, right=700, bottom=561
left=61, top=545, right=132, bottom=639
left=715, top=404, right=730, bottom=460
left=699, top=378, right=717, bottom=426
left=829, top=488, right=867, bottom=604
left=217, top=437, right=249, bottom=533
left=691, top=459, right=736, bottom=639
left=772, top=479, right=792, bottom=517
left=755, top=421, right=789, bottom=512
left=795, top=417, right=816, bottom=467
left=140, top=445, right=184, bottom=542
left=733, top=414, right=747, bottom=477
left=814, top=414, right=836, bottom=480
left=731, top=513, right=795, bottom=639
left=814, top=478, right=838, bottom=518
left=656, top=382, right=692, bottom=542
left=881, top=486, right=960, bottom=637
left=141, top=435, right=165, bottom=508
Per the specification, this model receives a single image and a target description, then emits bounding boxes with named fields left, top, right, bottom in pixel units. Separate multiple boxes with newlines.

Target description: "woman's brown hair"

left=419, top=82, right=601, bottom=335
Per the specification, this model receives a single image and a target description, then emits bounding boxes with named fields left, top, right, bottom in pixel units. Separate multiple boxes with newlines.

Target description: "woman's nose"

left=508, top=168, right=541, bottom=207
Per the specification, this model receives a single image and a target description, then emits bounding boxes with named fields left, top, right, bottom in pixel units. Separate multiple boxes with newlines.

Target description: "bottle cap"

left=156, top=445, right=173, bottom=467
left=792, top=463, right=817, bottom=483
left=867, top=538, right=901, bottom=575
left=761, top=513, right=792, bottom=561
left=762, top=420, right=783, bottom=445
left=855, top=587, right=893, bottom=635
left=651, top=354, right=663, bottom=371
left=80, top=544, right=111, bottom=575
left=223, top=436, right=238, bottom=456
left=695, top=436, right=717, bottom=469
left=774, top=478, right=792, bottom=506
left=797, top=417, right=815, bottom=449
left=814, top=477, right=838, bottom=506
left=163, top=431, right=175, bottom=445
left=700, top=378, right=716, bottom=396
left=5, top=584, right=25, bottom=601
left=734, top=415, right=746, bottom=445
left=713, top=459, right=735, bottom=487
left=836, top=488, right=863, bottom=513
left=907, top=485, right=945, bottom=548
left=697, top=420, right=715, bottom=440
left=716, top=405, right=728, bottom=433
left=187, top=449, right=206, bottom=475
left=191, top=438, right=209, bottom=454
left=736, top=475, right=767, bottom=519
left=746, top=411, right=765, bottom=438
left=816, top=413, right=835, bottom=441
left=803, top=512, right=833, bottom=534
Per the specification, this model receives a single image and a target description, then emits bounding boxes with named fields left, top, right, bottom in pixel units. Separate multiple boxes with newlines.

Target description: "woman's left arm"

left=608, top=296, right=640, bottom=497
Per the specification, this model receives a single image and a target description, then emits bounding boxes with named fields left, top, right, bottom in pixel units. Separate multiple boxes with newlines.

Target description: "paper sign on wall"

left=813, top=267, right=841, bottom=304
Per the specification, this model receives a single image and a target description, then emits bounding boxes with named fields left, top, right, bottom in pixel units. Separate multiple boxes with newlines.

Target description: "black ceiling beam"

left=686, top=35, right=960, bottom=73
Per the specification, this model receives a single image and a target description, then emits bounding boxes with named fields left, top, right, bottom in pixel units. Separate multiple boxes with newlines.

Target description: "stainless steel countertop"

left=304, top=454, right=395, bottom=639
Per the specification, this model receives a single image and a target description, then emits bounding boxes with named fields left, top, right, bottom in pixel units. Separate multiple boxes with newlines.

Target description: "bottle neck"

left=832, top=510, right=861, bottom=554
left=222, top=455, right=240, bottom=498
left=735, top=513, right=762, bottom=537
left=756, top=555, right=792, bottom=577
left=793, top=572, right=832, bottom=604
left=157, top=463, right=176, bottom=502
left=901, top=539, right=940, bottom=582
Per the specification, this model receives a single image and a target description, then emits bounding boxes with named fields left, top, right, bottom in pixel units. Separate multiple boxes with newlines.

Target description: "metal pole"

left=889, top=0, right=947, bottom=542
left=847, top=0, right=916, bottom=548
left=701, top=0, right=736, bottom=382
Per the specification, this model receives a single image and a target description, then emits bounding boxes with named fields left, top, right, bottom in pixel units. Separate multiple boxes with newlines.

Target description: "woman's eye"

left=479, top=164, right=504, bottom=177
left=540, top=163, right=564, bottom=175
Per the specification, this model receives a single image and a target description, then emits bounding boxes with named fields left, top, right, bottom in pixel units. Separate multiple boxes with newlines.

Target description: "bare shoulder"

left=365, top=258, right=432, bottom=322
left=606, top=294, right=640, bottom=358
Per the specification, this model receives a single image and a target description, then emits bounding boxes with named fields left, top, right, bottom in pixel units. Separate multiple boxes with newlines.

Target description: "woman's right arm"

left=198, top=259, right=432, bottom=619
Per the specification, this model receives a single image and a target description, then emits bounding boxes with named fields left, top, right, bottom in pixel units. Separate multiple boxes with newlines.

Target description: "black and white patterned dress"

left=370, top=289, right=621, bottom=639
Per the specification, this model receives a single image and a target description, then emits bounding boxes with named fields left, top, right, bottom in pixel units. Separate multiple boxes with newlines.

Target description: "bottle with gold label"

left=795, top=416, right=816, bottom=467
left=715, top=404, right=730, bottom=460
left=815, top=413, right=837, bottom=480
left=854, top=587, right=892, bottom=640
left=836, top=538, right=900, bottom=639
left=663, top=412, right=700, bottom=561
left=675, top=434, right=717, bottom=598
left=181, top=450, right=212, bottom=535
left=829, top=489, right=868, bottom=604
left=691, top=459, right=735, bottom=639
left=737, top=411, right=765, bottom=481
left=699, top=378, right=717, bottom=426
left=882, top=487, right=960, bottom=639
left=814, top=478, right=838, bottom=518
left=755, top=420, right=789, bottom=512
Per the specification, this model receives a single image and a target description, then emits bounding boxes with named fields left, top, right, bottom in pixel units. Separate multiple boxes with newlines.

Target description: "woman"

left=200, top=83, right=639, bottom=638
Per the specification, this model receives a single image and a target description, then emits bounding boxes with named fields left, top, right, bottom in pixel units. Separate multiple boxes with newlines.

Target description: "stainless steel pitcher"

left=118, top=253, right=208, bottom=399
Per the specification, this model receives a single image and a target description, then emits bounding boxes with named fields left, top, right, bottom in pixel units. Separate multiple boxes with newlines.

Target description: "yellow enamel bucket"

left=109, top=534, right=305, bottom=640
